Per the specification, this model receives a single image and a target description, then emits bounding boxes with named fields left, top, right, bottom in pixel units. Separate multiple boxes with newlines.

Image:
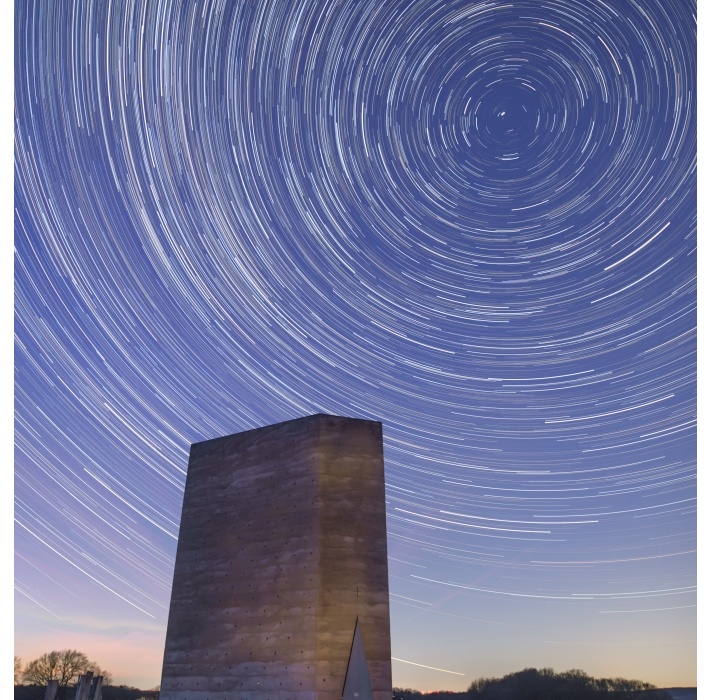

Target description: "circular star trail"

left=15, top=0, right=696, bottom=688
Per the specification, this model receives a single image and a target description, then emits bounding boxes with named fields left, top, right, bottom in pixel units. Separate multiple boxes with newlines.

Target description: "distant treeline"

left=15, top=686, right=159, bottom=700
left=15, top=669, right=677, bottom=700
left=394, top=667, right=674, bottom=700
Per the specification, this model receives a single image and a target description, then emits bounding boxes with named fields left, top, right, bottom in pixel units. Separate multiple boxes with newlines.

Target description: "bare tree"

left=15, top=655, right=23, bottom=684
left=22, top=650, right=112, bottom=690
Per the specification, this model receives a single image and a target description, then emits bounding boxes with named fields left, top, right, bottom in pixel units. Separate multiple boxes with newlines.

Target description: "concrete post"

left=44, top=679, right=59, bottom=700
left=89, top=676, right=103, bottom=700
left=74, top=673, right=93, bottom=700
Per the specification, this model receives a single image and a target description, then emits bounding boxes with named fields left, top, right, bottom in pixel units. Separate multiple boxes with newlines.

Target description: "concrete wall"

left=160, top=414, right=392, bottom=700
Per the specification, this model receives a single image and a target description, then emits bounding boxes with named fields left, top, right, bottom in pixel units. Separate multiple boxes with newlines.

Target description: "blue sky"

left=14, top=0, right=696, bottom=690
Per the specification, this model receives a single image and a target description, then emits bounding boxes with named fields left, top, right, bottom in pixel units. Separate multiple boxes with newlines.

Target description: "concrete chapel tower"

left=160, top=414, right=392, bottom=700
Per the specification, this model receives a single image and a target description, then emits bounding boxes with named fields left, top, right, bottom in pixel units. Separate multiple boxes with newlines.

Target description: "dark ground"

left=664, top=690, right=697, bottom=700
left=15, top=685, right=695, bottom=700
left=15, top=686, right=159, bottom=700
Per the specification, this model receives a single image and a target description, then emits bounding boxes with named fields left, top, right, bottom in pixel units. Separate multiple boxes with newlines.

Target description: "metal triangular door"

left=342, top=618, right=374, bottom=700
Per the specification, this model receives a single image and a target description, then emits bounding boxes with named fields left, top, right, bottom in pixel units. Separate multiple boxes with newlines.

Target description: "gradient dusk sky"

left=14, top=0, right=696, bottom=692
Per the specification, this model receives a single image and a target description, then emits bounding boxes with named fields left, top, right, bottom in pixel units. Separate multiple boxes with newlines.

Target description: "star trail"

left=14, top=0, right=696, bottom=691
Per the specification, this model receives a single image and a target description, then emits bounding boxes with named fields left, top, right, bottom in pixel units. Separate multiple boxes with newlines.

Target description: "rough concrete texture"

left=160, top=414, right=392, bottom=700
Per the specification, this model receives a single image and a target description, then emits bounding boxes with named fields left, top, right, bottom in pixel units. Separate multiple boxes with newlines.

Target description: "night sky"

left=14, top=0, right=696, bottom=691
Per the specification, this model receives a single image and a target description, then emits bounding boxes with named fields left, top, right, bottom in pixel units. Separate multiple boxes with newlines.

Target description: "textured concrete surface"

left=160, top=414, right=392, bottom=700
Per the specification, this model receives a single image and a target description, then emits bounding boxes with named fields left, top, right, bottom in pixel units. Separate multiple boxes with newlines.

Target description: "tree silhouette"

left=22, top=650, right=112, bottom=694
left=466, top=667, right=673, bottom=700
